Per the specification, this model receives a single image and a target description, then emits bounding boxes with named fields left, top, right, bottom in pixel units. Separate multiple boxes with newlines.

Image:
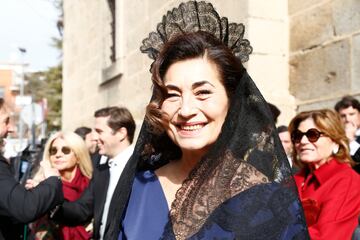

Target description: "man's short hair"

left=94, top=106, right=136, bottom=143
left=335, top=95, right=360, bottom=112
left=277, top=125, right=288, bottom=134
left=74, top=126, right=92, bottom=140
left=268, top=102, right=281, bottom=123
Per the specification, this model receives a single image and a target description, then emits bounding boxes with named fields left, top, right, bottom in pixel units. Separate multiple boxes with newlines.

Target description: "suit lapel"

left=93, top=164, right=110, bottom=235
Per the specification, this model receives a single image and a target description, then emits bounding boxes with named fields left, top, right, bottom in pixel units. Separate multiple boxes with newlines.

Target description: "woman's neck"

left=155, top=150, right=205, bottom=208
left=157, top=150, right=204, bottom=184
left=308, top=157, right=333, bottom=171
left=178, top=150, right=205, bottom=175
left=60, top=166, right=78, bottom=182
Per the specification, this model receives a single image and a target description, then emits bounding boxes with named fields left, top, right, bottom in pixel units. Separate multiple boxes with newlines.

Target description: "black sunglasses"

left=49, top=146, right=72, bottom=156
left=291, top=128, right=325, bottom=143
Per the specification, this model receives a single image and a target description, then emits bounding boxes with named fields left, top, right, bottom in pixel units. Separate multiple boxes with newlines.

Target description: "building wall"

left=0, top=69, right=15, bottom=102
left=0, top=64, right=23, bottom=110
left=289, top=0, right=360, bottom=112
left=62, top=0, right=317, bottom=131
left=62, top=0, right=360, bottom=131
left=62, top=1, right=109, bottom=131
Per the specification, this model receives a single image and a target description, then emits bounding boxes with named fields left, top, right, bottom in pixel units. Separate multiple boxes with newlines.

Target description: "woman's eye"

left=166, top=93, right=180, bottom=99
left=196, top=90, right=212, bottom=96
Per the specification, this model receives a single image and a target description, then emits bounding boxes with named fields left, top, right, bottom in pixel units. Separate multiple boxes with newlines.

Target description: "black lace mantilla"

left=116, top=71, right=309, bottom=239
left=140, top=1, right=253, bottom=63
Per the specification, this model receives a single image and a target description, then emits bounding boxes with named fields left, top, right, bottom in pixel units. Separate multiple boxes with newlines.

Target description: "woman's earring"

left=332, top=145, right=339, bottom=155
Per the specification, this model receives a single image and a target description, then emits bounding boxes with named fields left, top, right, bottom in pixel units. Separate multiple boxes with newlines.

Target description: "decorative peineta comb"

left=140, top=1, right=252, bottom=63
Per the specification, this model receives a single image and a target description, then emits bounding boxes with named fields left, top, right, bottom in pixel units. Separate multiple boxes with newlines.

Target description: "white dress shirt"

left=349, top=129, right=360, bottom=155
left=349, top=128, right=360, bottom=156
left=99, top=145, right=134, bottom=239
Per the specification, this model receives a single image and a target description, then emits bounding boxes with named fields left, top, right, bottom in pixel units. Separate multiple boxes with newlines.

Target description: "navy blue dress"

left=118, top=170, right=307, bottom=239
left=118, top=170, right=169, bottom=239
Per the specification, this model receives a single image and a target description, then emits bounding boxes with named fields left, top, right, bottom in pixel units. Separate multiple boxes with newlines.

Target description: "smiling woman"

left=289, top=109, right=360, bottom=239
left=108, top=1, right=310, bottom=239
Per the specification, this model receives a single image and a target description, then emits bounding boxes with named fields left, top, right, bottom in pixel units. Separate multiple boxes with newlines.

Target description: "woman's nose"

left=299, top=134, right=309, bottom=143
left=55, top=150, right=63, bottom=157
left=178, top=95, right=197, bottom=117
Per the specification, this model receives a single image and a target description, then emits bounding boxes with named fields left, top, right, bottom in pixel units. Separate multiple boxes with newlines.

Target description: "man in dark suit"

left=52, top=106, right=136, bottom=240
left=335, top=95, right=360, bottom=173
left=277, top=125, right=299, bottom=174
left=74, top=126, right=101, bottom=166
left=0, top=98, right=63, bottom=240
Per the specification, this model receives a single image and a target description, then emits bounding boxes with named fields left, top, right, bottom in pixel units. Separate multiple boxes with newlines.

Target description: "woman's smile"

left=176, top=122, right=207, bottom=135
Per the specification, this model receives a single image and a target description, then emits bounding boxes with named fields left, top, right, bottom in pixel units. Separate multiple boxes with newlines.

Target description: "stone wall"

left=245, top=0, right=293, bottom=125
left=289, top=0, right=360, bottom=112
left=62, top=0, right=293, bottom=131
left=62, top=0, right=111, bottom=131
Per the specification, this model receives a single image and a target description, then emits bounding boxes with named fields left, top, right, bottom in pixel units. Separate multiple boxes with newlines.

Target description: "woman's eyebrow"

left=164, top=84, right=180, bottom=91
left=165, top=81, right=215, bottom=90
left=192, top=80, right=215, bottom=89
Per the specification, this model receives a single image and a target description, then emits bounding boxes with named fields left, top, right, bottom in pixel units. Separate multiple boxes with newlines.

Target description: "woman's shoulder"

left=193, top=182, right=307, bottom=239
left=333, top=161, right=360, bottom=180
left=323, top=161, right=360, bottom=194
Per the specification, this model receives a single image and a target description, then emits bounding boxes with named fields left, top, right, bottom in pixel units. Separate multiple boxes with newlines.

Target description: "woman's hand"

left=41, top=160, right=60, bottom=179
left=344, top=122, right=357, bottom=142
left=25, top=179, right=40, bottom=190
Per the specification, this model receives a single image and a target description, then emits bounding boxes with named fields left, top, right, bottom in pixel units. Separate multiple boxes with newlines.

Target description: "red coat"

left=294, top=158, right=360, bottom=240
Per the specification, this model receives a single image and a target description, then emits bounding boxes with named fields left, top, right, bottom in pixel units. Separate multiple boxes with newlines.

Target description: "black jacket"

left=52, top=161, right=112, bottom=239
left=352, top=136, right=360, bottom=173
left=0, top=156, right=63, bottom=240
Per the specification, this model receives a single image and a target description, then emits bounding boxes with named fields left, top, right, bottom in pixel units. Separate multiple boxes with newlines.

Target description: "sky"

left=0, top=0, right=60, bottom=72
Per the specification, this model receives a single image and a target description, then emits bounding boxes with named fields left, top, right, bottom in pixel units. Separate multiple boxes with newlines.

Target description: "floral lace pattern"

left=170, top=151, right=269, bottom=239
left=140, top=1, right=252, bottom=63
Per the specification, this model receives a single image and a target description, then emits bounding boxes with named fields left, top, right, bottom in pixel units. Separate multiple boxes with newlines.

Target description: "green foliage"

left=25, top=64, right=62, bottom=132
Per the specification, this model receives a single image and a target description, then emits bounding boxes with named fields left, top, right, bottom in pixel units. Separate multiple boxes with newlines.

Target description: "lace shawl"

left=107, top=70, right=309, bottom=239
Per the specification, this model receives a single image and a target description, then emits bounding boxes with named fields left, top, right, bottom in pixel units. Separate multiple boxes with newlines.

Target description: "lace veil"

left=108, top=1, right=309, bottom=239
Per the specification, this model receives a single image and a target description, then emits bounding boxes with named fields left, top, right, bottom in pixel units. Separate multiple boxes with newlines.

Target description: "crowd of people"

left=1, top=1, right=360, bottom=239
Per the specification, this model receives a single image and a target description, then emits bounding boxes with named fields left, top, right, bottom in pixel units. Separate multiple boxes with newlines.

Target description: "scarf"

left=61, top=167, right=91, bottom=240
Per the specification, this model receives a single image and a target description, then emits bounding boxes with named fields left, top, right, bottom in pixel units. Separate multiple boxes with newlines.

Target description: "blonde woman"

left=30, top=131, right=93, bottom=240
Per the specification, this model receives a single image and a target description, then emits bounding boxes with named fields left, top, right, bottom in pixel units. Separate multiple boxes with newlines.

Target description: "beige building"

left=0, top=63, right=23, bottom=108
left=62, top=0, right=360, bottom=132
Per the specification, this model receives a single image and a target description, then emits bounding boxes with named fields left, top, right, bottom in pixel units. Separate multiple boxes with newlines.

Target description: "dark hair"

left=146, top=31, right=245, bottom=133
left=276, top=125, right=288, bottom=134
left=334, top=95, right=360, bottom=112
left=268, top=103, right=280, bottom=123
left=74, top=126, right=92, bottom=140
left=288, top=109, right=353, bottom=168
left=94, top=106, right=136, bottom=143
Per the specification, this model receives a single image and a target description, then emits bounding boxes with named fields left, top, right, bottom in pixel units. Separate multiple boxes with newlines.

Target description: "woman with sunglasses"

left=289, top=109, right=360, bottom=239
left=30, top=131, right=93, bottom=240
